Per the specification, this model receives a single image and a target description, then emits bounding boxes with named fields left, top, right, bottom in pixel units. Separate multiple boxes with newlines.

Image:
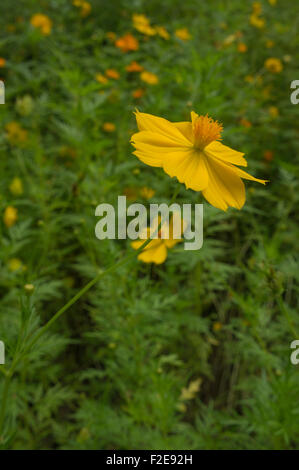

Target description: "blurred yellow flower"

left=213, top=322, right=223, bottom=332
left=132, top=88, right=145, bottom=99
left=268, top=0, right=277, bottom=5
left=132, top=14, right=156, bottom=36
left=103, top=122, right=115, bottom=132
left=5, top=121, right=28, bottom=145
left=155, top=26, right=169, bottom=40
left=140, top=71, right=159, bottom=85
left=30, top=14, right=52, bottom=35
left=252, top=2, right=262, bottom=14
left=9, top=177, right=23, bottom=196
left=4, top=206, right=18, bottom=227
left=266, top=40, right=275, bottom=48
left=244, top=75, right=254, bottom=83
left=96, top=73, right=108, bottom=84
left=73, top=0, right=91, bottom=17
left=265, top=57, right=283, bottom=73
left=175, top=28, right=191, bottom=41
left=15, top=95, right=34, bottom=116
left=180, top=378, right=202, bottom=401
left=8, top=258, right=23, bottom=272
left=105, top=69, right=120, bottom=79
left=131, top=215, right=182, bottom=264
left=126, top=61, right=144, bottom=72
left=131, top=111, right=267, bottom=211
left=268, top=106, right=279, bottom=118
left=250, top=14, right=265, bottom=28
left=237, top=43, right=247, bottom=53
left=0, top=57, right=6, bottom=67
left=115, top=33, right=139, bottom=52
left=139, top=186, right=155, bottom=199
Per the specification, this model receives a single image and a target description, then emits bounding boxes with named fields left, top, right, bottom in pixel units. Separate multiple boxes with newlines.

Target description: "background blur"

left=1, top=0, right=299, bottom=450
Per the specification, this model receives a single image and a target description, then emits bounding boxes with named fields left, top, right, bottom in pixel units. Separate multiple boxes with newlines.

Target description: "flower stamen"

left=192, top=114, right=223, bottom=150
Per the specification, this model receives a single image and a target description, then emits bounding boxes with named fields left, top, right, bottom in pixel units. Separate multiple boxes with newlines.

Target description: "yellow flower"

left=252, top=2, right=262, bottom=14
left=4, top=206, right=18, bottom=227
left=268, top=106, right=279, bottom=118
left=132, top=14, right=156, bottom=36
left=213, top=322, right=223, bottom=332
left=140, top=71, right=159, bottom=85
left=9, top=177, right=23, bottom=196
left=5, top=121, right=28, bottom=146
left=268, top=0, right=276, bottom=5
left=175, top=28, right=191, bottom=41
left=265, top=57, right=283, bottom=73
left=132, top=88, right=145, bottom=99
left=30, top=14, right=52, bottom=35
left=73, top=0, right=91, bottom=17
left=250, top=14, right=265, bottom=28
left=0, top=57, right=6, bottom=67
left=115, top=33, right=139, bottom=52
left=237, top=43, right=247, bottom=53
left=103, top=122, right=115, bottom=132
left=131, top=111, right=267, bottom=211
left=126, top=61, right=144, bottom=72
left=266, top=40, right=274, bottom=48
left=131, top=215, right=182, bottom=264
left=95, top=73, right=108, bottom=84
left=105, top=68, right=120, bottom=79
left=155, top=26, right=169, bottom=40
left=8, top=258, right=23, bottom=272
left=139, top=186, right=155, bottom=199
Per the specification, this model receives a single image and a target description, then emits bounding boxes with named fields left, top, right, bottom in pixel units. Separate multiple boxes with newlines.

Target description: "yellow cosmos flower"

left=96, top=73, right=108, bottom=84
left=115, top=33, right=139, bottom=52
left=250, top=14, right=265, bottom=28
left=73, top=0, right=91, bottom=17
left=0, top=57, right=6, bottom=67
left=132, top=14, right=156, bottom=36
left=140, top=71, right=159, bottom=85
left=131, top=111, right=267, bottom=211
left=5, top=121, right=28, bottom=146
left=268, top=106, right=279, bottom=118
left=155, top=26, right=169, bottom=40
left=30, top=14, right=52, bottom=35
left=264, top=58, right=283, bottom=73
left=139, top=186, right=155, bottom=199
left=9, top=177, right=23, bottom=196
left=237, top=43, right=247, bottom=53
left=175, top=28, right=191, bottom=41
left=105, top=69, right=120, bottom=79
left=8, top=258, right=23, bottom=272
left=4, top=206, right=18, bottom=227
left=131, top=216, right=182, bottom=264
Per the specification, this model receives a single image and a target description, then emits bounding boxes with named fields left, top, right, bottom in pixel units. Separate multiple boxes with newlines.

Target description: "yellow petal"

left=134, top=111, right=191, bottom=145
left=202, top=157, right=245, bottom=211
left=204, top=141, right=247, bottom=167
left=131, top=130, right=189, bottom=150
left=163, top=149, right=209, bottom=191
left=172, top=122, right=193, bottom=143
left=230, top=166, right=268, bottom=184
left=137, top=239, right=167, bottom=264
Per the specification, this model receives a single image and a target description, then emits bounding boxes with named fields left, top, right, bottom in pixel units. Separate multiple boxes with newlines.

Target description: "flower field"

left=0, top=0, right=299, bottom=450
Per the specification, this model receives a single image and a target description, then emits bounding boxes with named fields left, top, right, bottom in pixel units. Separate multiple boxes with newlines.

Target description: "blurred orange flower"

left=263, top=150, right=274, bottom=162
left=140, top=71, right=159, bottom=85
left=126, top=61, right=144, bottom=72
left=237, top=43, right=247, bottom=53
left=105, top=69, right=120, bottom=79
left=0, top=58, right=6, bottom=67
left=175, top=28, right=191, bottom=41
left=132, top=88, right=145, bottom=99
left=115, top=33, right=139, bottom=52
left=103, top=122, right=115, bottom=132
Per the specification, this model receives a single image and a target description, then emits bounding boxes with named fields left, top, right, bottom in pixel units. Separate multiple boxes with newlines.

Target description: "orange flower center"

left=192, top=115, right=223, bottom=150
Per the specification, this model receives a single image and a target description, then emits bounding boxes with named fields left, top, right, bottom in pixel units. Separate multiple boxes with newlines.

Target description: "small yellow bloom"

left=24, top=283, right=34, bottom=293
left=132, top=14, right=156, bottom=36
left=268, top=0, right=276, bottom=5
left=252, top=2, right=262, bottom=14
left=115, top=33, right=139, bottom=52
left=4, top=206, right=18, bottom=227
left=126, top=61, right=144, bottom=72
left=30, top=14, right=52, bottom=35
left=73, top=0, right=91, bottom=17
left=175, top=28, right=191, bottom=41
left=155, top=26, right=169, bottom=40
left=140, top=71, right=159, bottom=85
left=237, top=43, right=247, bottom=53
left=132, top=88, right=145, bottom=99
left=131, top=215, right=182, bottom=264
left=250, top=14, right=265, bottom=28
left=213, top=322, right=223, bottom=332
left=268, top=106, right=279, bottom=118
left=8, top=258, right=23, bottom=272
left=131, top=111, right=267, bottom=211
left=95, top=73, right=108, bottom=84
left=5, top=121, right=28, bottom=146
left=139, top=186, right=155, bottom=199
left=265, top=57, right=283, bottom=73
left=0, top=57, right=6, bottom=67
left=103, top=122, right=115, bottom=132
left=105, top=69, right=120, bottom=79
left=9, top=177, right=23, bottom=196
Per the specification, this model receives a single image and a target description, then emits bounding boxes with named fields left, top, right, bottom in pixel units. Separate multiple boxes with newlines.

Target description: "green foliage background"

left=0, top=0, right=299, bottom=450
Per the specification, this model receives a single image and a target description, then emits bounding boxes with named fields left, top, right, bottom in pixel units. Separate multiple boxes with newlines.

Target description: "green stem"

left=0, top=186, right=180, bottom=436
